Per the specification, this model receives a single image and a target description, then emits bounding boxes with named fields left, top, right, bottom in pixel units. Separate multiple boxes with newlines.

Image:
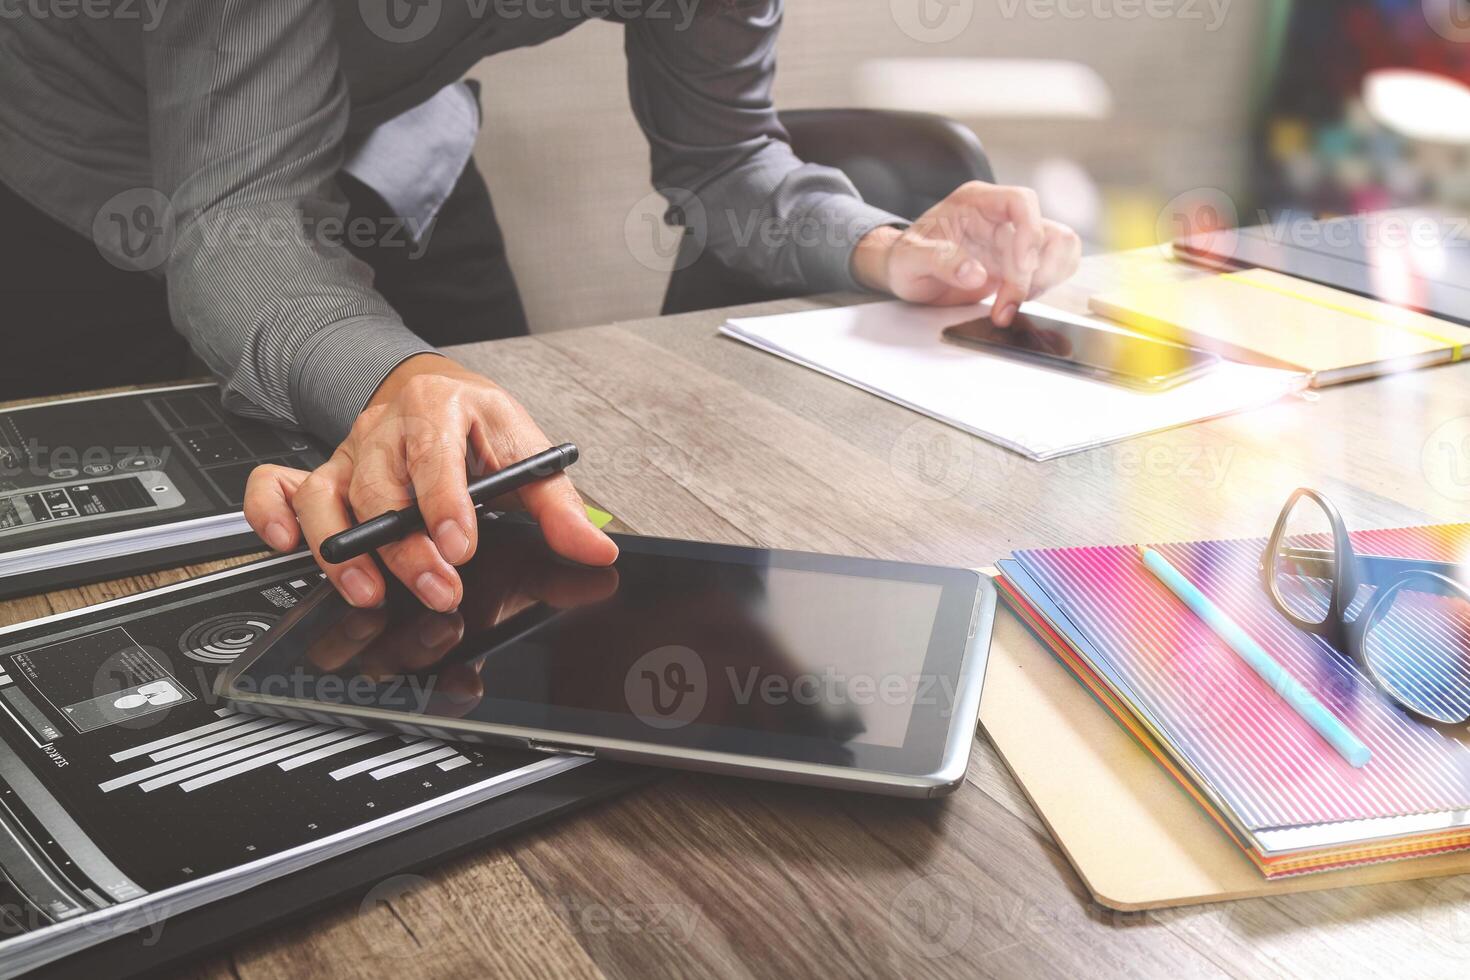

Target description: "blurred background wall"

left=464, top=1, right=1469, bottom=333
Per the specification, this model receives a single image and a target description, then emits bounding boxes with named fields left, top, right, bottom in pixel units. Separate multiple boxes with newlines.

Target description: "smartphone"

left=0, top=472, right=185, bottom=537
left=942, top=310, right=1220, bottom=391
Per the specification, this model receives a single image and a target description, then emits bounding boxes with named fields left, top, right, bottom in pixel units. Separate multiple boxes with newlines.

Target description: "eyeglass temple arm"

left=1281, top=547, right=1468, bottom=586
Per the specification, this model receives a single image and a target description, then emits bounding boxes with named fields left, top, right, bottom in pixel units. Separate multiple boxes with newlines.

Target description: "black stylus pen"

left=318, top=443, right=580, bottom=564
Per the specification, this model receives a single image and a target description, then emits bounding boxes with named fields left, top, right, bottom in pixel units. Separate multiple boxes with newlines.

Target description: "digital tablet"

left=219, top=519, right=995, bottom=797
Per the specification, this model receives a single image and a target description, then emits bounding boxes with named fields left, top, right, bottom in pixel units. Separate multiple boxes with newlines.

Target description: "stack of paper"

left=720, top=300, right=1306, bottom=461
left=997, top=525, right=1470, bottom=877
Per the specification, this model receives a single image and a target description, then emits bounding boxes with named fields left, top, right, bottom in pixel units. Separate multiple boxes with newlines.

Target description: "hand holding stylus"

left=244, top=356, right=617, bottom=612
left=317, top=443, right=581, bottom=565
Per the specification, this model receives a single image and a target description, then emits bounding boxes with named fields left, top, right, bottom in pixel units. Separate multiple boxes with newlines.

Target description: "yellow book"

left=1090, top=268, right=1470, bottom=386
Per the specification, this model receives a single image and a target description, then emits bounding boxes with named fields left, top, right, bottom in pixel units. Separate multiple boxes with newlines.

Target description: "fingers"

left=528, top=564, right=621, bottom=610
left=897, top=233, right=990, bottom=304
left=959, top=182, right=1044, bottom=267
left=989, top=222, right=1032, bottom=326
left=954, top=183, right=1046, bottom=325
left=348, top=380, right=478, bottom=613
left=304, top=607, right=467, bottom=705
left=925, top=235, right=990, bottom=294
left=358, top=611, right=466, bottom=679
left=294, top=452, right=388, bottom=610
left=456, top=563, right=541, bottom=633
left=1030, top=221, right=1083, bottom=299
left=243, top=465, right=309, bottom=552
left=425, top=661, right=485, bottom=718
left=401, top=391, right=478, bottom=567
left=307, top=608, right=388, bottom=674
left=348, top=425, right=464, bottom=614
left=519, top=472, right=619, bottom=566
left=290, top=359, right=615, bottom=614
left=470, top=397, right=619, bottom=567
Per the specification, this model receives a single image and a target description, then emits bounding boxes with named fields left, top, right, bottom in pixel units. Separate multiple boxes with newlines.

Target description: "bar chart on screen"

left=0, top=556, right=589, bottom=978
left=100, top=708, right=475, bottom=794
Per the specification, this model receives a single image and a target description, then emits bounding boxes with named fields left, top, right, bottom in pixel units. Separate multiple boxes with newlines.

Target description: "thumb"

left=897, top=234, right=989, bottom=300
left=518, top=474, right=619, bottom=566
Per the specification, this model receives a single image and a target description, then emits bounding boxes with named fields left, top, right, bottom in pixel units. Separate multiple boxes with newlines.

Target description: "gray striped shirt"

left=0, top=1, right=902, bottom=444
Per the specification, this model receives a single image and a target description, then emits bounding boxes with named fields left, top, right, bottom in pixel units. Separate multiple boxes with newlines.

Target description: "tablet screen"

left=226, top=520, right=983, bottom=775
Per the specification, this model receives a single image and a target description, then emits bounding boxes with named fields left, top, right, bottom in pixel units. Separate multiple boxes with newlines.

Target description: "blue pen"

left=1136, top=546, right=1371, bottom=769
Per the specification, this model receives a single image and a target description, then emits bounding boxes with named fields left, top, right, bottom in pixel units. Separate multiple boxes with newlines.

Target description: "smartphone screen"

left=942, top=311, right=1218, bottom=390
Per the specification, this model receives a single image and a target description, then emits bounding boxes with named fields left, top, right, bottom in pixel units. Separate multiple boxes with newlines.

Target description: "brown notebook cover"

left=978, top=602, right=1470, bottom=910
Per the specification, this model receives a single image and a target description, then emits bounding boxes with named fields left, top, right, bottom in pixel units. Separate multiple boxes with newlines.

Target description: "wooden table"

left=8, top=250, right=1470, bottom=978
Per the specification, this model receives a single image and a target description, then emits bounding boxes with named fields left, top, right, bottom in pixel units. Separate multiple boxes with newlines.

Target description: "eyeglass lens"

left=1272, top=495, right=1337, bottom=625
left=1361, top=574, right=1470, bottom=724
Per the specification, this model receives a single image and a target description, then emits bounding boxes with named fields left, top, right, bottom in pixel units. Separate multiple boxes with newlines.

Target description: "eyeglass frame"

left=1260, top=487, right=1470, bottom=724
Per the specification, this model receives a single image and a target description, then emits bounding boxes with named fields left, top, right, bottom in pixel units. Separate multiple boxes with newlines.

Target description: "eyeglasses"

left=1261, top=488, right=1470, bottom=724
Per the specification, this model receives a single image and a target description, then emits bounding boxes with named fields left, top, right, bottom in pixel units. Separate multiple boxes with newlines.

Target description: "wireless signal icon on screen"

left=179, top=614, right=278, bottom=665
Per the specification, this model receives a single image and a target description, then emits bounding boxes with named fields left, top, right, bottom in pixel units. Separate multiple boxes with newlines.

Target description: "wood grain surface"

left=7, top=250, right=1470, bottom=978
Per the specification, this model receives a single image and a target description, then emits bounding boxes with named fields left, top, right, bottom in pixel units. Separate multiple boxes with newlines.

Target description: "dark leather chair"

left=660, top=109, right=995, bottom=316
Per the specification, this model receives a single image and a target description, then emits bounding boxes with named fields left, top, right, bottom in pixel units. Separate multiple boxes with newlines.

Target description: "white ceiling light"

left=1363, top=68, right=1470, bottom=145
left=854, top=59, right=1113, bottom=121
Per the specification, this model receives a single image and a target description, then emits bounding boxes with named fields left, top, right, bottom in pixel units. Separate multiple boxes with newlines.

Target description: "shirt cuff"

left=797, top=196, right=910, bottom=294
left=290, top=315, right=440, bottom=446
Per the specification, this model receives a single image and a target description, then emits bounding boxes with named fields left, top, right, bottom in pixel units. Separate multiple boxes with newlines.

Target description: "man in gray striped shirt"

left=0, top=1, right=1079, bottom=611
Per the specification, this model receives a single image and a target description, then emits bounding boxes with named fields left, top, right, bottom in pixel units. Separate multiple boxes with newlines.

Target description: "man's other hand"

left=851, top=182, right=1082, bottom=325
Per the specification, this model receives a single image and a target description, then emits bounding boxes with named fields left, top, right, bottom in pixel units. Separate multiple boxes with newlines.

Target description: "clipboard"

left=978, top=607, right=1470, bottom=911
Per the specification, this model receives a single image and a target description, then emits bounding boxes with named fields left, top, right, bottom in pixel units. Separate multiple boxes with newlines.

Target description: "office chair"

left=660, top=109, right=996, bottom=316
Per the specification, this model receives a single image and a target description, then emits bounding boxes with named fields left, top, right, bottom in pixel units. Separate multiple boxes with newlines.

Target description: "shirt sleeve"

left=623, top=0, right=907, bottom=294
left=139, top=0, right=437, bottom=445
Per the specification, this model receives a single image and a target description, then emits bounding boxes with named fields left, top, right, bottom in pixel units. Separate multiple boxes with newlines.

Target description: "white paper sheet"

left=722, top=300, right=1307, bottom=461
